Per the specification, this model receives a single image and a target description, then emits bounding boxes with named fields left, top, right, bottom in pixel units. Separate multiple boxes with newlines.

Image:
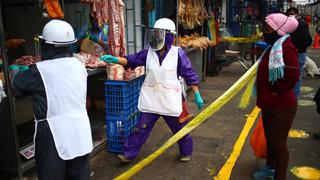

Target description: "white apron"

left=138, top=46, right=182, bottom=116
left=36, top=57, right=93, bottom=160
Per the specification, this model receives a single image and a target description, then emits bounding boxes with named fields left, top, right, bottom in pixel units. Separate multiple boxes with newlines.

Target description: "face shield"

left=145, top=28, right=166, bottom=51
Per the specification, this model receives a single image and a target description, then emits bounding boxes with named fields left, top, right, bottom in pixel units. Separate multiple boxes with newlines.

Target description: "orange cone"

left=313, top=33, right=319, bottom=49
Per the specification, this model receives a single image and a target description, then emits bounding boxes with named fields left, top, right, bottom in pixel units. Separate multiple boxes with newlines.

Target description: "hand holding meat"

left=100, top=55, right=119, bottom=64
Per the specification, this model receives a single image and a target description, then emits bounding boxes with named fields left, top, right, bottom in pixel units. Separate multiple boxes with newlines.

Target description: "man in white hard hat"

left=10, top=19, right=92, bottom=180
left=100, top=18, right=204, bottom=162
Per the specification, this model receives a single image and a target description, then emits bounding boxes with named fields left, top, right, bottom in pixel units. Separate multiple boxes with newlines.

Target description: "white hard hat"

left=40, top=19, right=77, bottom=45
left=153, top=18, right=176, bottom=35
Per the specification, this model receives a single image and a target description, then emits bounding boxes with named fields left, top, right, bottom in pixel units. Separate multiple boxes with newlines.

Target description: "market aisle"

left=19, top=49, right=319, bottom=180
left=230, top=48, right=320, bottom=180
left=89, top=60, right=257, bottom=180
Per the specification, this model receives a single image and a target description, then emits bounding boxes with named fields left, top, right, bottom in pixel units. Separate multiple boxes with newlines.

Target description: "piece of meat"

left=106, top=64, right=124, bottom=80
left=85, top=53, right=107, bottom=68
left=13, top=55, right=39, bottom=66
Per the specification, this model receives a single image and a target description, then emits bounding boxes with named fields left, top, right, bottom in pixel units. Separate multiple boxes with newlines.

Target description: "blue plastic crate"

left=106, top=111, right=140, bottom=153
left=104, top=75, right=145, bottom=118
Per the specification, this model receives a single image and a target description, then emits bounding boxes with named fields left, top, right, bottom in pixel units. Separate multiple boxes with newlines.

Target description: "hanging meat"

left=80, top=0, right=108, bottom=26
left=178, top=0, right=208, bottom=29
left=108, top=0, right=126, bottom=57
left=81, top=0, right=126, bottom=57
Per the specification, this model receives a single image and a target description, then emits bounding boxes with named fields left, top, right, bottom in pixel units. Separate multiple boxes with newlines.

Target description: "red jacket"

left=256, top=37, right=300, bottom=109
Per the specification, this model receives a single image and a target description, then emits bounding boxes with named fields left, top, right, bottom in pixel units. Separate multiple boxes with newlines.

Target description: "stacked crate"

left=104, top=75, right=144, bottom=153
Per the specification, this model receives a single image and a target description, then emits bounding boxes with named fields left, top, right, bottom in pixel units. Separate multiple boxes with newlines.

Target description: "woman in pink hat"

left=253, top=13, right=299, bottom=180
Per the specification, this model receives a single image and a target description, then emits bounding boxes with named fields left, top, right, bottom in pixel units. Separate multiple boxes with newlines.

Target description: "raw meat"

left=106, top=64, right=124, bottom=80
left=13, top=55, right=39, bottom=66
left=108, top=0, right=126, bottom=57
left=73, top=52, right=107, bottom=68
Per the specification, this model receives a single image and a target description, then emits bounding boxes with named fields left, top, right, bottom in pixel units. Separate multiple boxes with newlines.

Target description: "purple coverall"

left=123, top=34, right=199, bottom=159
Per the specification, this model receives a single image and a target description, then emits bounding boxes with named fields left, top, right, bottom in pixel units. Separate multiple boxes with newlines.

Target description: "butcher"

left=100, top=18, right=204, bottom=162
left=10, top=19, right=92, bottom=180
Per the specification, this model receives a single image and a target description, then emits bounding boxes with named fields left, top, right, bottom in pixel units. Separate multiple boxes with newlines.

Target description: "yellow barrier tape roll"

left=114, top=61, right=259, bottom=180
left=214, top=106, right=260, bottom=180
left=238, top=76, right=256, bottom=109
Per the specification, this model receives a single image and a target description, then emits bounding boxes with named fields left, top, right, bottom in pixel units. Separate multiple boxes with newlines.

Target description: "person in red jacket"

left=252, top=13, right=299, bottom=180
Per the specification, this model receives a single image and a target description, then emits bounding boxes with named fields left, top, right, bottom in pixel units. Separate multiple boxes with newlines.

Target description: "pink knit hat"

left=265, top=13, right=298, bottom=36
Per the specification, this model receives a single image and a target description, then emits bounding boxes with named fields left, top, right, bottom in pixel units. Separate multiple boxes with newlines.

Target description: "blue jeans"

left=293, top=53, right=306, bottom=99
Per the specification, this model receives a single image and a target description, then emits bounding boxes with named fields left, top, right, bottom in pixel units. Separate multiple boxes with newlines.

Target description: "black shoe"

left=313, top=133, right=320, bottom=139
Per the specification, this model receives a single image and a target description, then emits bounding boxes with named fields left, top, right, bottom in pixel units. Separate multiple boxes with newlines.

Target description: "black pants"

left=35, top=121, right=90, bottom=180
left=262, top=107, right=297, bottom=180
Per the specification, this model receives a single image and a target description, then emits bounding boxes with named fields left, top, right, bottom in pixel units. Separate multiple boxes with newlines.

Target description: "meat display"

left=13, top=55, right=39, bottom=66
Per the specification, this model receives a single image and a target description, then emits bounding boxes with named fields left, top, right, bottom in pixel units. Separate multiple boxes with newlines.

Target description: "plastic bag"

left=178, top=100, right=191, bottom=124
left=250, top=116, right=267, bottom=159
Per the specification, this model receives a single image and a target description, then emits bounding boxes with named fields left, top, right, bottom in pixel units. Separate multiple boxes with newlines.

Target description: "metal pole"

left=133, top=0, right=137, bottom=52
left=175, top=0, right=179, bottom=45
left=0, top=2, right=22, bottom=178
left=125, top=0, right=129, bottom=53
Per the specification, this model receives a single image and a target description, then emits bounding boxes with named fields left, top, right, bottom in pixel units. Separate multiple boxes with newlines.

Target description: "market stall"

left=177, top=0, right=222, bottom=79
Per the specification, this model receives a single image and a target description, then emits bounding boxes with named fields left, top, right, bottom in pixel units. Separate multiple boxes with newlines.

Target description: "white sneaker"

left=179, top=155, right=191, bottom=162
left=117, top=154, right=132, bottom=163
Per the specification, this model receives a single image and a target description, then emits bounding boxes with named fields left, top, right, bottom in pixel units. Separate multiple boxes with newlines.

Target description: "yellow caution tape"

left=221, top=33, right=263, bottom=43
left=238, top=76, right=256, bottom=109
left=288, top=129, right=309, bottom=138
left=114, top=60, right=260, bottom=180
left=291, top=166, right=320, bottom=180
left=214, top=106, right=260, bottom=180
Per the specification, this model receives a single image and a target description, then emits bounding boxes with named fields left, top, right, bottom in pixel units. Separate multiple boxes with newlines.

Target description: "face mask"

left=165, top=33, right=174, bottom=46
left=263, top=31, right=282, bottom=45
